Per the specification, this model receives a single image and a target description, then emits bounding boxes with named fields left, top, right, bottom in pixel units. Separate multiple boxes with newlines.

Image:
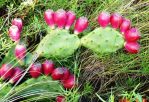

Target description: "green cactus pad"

left=35, top=29, right=80, bottom=59
left=81, top=27, right=124, bottom=54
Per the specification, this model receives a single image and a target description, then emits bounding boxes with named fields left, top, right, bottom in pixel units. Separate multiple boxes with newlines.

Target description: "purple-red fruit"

left=54, top=9, right=67, bottom=28
left=29, top=63, right=42, bottom=78
left=51, top=68, right=64, bottom=80
left=56, top=96, right=65, bottom=102
left=8, top=25, right=20, bottom=41
left=61, top=67, right=70, bottom=80
left=74, top=17, right=88, bottom=34
left=124, top=42, right=140, bottom=54
left=10, top=67, right=23, bottom=84
left=65, top=11, right=76, bottom=30
left=12, top=18, right=23, bottom=32
left=15, top=42, right=26, bottom=60
left=0, top=64, right=14, bottom=80
left=110, top=13, right=123, bottom=29
left=44, top=9, right=55, bottom=29
left=61, top=74, right=75, bottom=89
left=124, top=28, right=140, bottom=42
left=120, top=18, right=131, bottom=34
left=97, top=12, right=110, bottom=28
left=42, top=60, right=55, bottom=75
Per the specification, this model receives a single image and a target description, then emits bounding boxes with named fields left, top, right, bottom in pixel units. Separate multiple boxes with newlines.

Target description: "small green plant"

left=96, top=91, right=115, bottom=102
left=120, top=84, right=146, bottom=102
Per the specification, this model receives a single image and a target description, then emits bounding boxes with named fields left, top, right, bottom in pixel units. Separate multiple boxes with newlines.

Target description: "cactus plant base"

left=81, top=27, right=124, bottom=54
left=35, top=28, right=80, bottom=59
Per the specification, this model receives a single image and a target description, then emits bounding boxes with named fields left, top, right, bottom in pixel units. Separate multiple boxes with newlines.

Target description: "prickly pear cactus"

left=35, top=28, right=80, bottom=59
left=81, top=27, right=124, bottom=54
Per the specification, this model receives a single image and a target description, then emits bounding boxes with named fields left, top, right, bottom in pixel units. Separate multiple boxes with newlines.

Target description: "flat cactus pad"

left=35, top=29, right=80, bottom=59
left=81, top=27, right=124, bottom=54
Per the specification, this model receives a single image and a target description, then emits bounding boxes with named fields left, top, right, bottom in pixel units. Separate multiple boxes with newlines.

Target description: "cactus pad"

left=35, top=28, right=80, bottom=59
left=81, top=27, right=124, bottom=54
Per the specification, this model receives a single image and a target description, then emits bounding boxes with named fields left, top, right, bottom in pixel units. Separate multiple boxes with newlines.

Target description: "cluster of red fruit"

left=97, top=12, right=140, bottom=54
left=8, top=18, right=23, bottom=42
left=8, top=18, right=27, bottom=62
left=0, top=60, right=75, bottom=89
left=1, top=19, right=26, bottom=83
left=44, top=9, right=88, bottom=34
left=0, top=60, right=75, bottom=102
left=8, top=9, right=89, bottom=41
left=29, top=60, right=76, bottom=89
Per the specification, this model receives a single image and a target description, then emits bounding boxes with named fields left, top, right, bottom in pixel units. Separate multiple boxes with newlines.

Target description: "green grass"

left=0, top=0, right=149, bottom=101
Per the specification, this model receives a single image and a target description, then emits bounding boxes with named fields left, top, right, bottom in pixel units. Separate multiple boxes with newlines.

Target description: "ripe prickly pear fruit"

left=0, top=64, right=14, bottom=80
left=56, top=95, right=65, bottom=102
left=42, top=60, right=55, bottom=75
left=74, top=17, right=88, bottom=34
left=51, top=68, right=64, bottom=80
left=54, top=9, right=67, bottom=29
left=8, top=25, right=20, bottom=41
left=124, top=28, right=140, bottom=42
left=97, top=12, right=110, bottom=28
left=124, top=42, right=140, bottom=54
left=110, top=13, right=123, bottom=29
left=120, top=18, right=131, bottom=34
left=65, top=11, right=76, bottom=30
left=15, top=42, right=26, bottom=60
left=61, top=74, right=75, bottom=89
left=44, top=9, right=55, bottom=29
left=10, top=67, right=23, bottom=84
left=12, top=18, right=23, bottom=32
left=61, top=67, right=70, bottom=80
left=29, top=63, right=42, bottom=78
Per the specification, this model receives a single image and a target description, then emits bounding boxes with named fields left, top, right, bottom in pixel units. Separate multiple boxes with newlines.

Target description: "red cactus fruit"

left=44, top=9, right=55, bottom=29
left=65, top=11, right=76, bottom=30
left=61, top=74, right=75, bottom=89
left=56, top=95, right=65, bottom=102
left=61, top=67, right=70, bottom=80
left=124, top=42, right=140, bottom=54
left=120, top=18, right=131, bottom=34
left=124, top=28, right=140, bottom=42
left=74, top=17, right=88, bottom=34
left=54, top=9, right=67, bottom=29
left=97, top=11, right=110, bottom=28
left=8, top=25, right=20, bottom=41
left=0, top=64, right=14, bottom=80
left=51, top=68, right=64, bottom=80
left=110, top=13, right=123, bottom=29
left=15, top=42, right=26, bottom=60
left=12, top=18, right=23, bottom=32
left=29, top=63, right=42, bottom=78
left=10, top=67, right=23, bottom=84
left=42, top=60, right=55, bottom=75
